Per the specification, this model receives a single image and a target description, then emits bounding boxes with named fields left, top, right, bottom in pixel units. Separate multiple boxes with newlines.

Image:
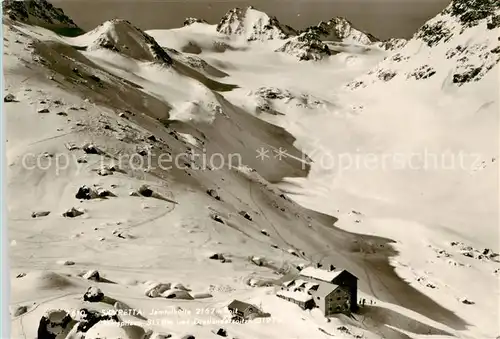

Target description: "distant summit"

left=2, top=0, right=81, bottom=35
left=216, top=6, right=296, bottom=42
left=302, top=17, right=378, bottom=45
left=183, top=17, right=208, bottom=27
left=85, top=19, right=172, bottom=65
left=275, top=31, right=333, bottom=61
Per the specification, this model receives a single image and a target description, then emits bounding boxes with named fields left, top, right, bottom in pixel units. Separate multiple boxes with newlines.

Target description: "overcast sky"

left=53, top=0, right=451, bottom=40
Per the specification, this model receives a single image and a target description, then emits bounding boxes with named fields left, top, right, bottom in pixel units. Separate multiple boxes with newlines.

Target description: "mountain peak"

left=303, top=16, right=378, bottom=45
left=347, top=0, right=500, bottom=89
left=86, top=19, right=172, bottom=64
left=3, top=0, right=81, bottom=34
left=183, top=17, right=208, bottom=26
left=216, top=6, right=296, bottom=41
left=414, top=0, right=500, bottom=47
left=275, top=31, right=333, bottom=61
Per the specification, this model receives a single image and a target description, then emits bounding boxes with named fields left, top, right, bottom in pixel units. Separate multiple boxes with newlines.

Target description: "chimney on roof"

left=329, top=265, right=335, bottom=272
left=316, top=262, right=322, bottom=268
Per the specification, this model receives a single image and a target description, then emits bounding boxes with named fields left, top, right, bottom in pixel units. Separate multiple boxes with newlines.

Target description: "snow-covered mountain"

left=347, top=0, right=500, bottom=88
left=183, top=17, right=208, bottom=27
left=77, top=19, right=173, bottom=64
left=302, top=17, right=379, bottom=45
left=275, top=31, right=333, bottom=61
left=216, top=6, right=296, bottom=42
left=3, top=1, right=499, bottom=339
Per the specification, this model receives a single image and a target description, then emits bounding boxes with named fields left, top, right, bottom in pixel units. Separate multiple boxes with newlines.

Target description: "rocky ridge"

left=301, top=17, right=379, bottom=45
left=346, top=0, right=500, bottom=88
left=275, top=31, right=333, bottom=61
left=2, top=0, right=81, bottom=34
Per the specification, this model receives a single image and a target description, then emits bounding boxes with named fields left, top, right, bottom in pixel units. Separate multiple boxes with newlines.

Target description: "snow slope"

left=4, top=1, right=499, bottom=339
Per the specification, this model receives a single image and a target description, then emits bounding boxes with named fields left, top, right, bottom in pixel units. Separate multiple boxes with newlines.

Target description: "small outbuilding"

left=276, top=290, right=315, bottom=310
left=227, top=300, right=260, bottom=322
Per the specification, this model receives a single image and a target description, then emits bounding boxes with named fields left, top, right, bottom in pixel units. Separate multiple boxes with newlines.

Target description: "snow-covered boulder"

left=85, top=321, right=147, bottom=339
left=161, top=289, right=194, bottom=300
left=4, top=93, right=16, bottom=102
left=145, top=282, right=171, bottom=298
left=82, top=269, right=101, bottom=281
left=10, top=305, right=28, bottom=317
left=171, top=282, right=190, bottom=291
left=37, top=309, right=75, bottom=339
left=62, top=207, right=84, bottom=218
left=83, top=286, right=104, bottom=302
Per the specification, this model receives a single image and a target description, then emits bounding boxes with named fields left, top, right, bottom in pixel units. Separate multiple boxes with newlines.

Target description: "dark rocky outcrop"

left=450, top=0, right=500, bottom=28
left=83, top=286, right=104, bottom=302
left=407, top=65, right=437, bottom=80
left=416, top=20, right=453, bottom=47
left=137, top=185, right=153, bottom=197
left=62, top=207, right=84, bottom=218
left=206, top=189, right=221, bottom=201
left=183, top=17, right=208, bottom=26
left=276, top=31, right=332, bottom=61
left=4, top=93, right=16, bottom=102
left=32, top=211, right=51, bottom=218
left=3, top=0, right=83, bottom=36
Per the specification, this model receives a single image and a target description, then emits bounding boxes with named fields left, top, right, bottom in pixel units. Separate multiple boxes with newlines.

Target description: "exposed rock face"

left=449, top=0, right=500, bottom=28
left=87, top=19, right=172, bottom=65
left=249, top=87, right=325, bottom=113
left=275, top=31, right=332, bottom=61
left=407, top=65, right=437, bottom=80
left=302, top=17, right=378, bottom=45
left=183, top=17, right=208, bottom=26
left=450, top=42, right=499, bottom=86
left=216, top=6, right=296, bottom=41
left=3, top=0, right=81, bottom=33
left=346, top=0, right=500, bottom=88
left=415, top=0, right=500, bottom=47
left=377, top=38, right=408, bottom=51
left=415, top=20, right=453, bottom=47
